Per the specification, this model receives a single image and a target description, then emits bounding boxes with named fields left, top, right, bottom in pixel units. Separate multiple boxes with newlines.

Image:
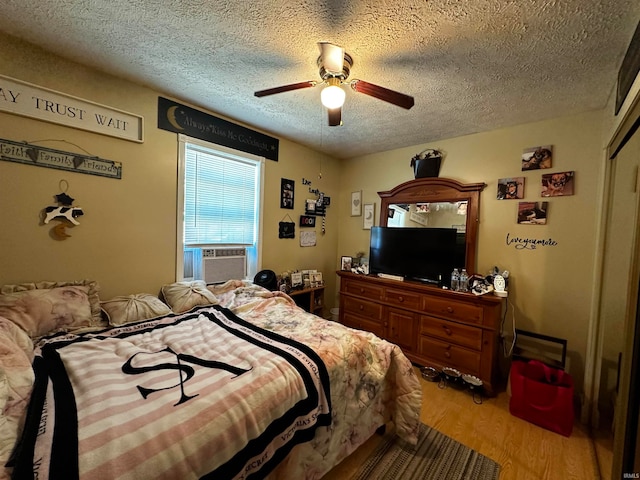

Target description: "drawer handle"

left=398, top=296, right=404, bottom=302
left=359, top=288, right=364, bottom=293
left=442, top=325, right=452, bottom=336
left=444, top=351, right=451, bottom=358
left=446, top=306, right=454, bottom=313
left=359, top=305, right=364, bottom=310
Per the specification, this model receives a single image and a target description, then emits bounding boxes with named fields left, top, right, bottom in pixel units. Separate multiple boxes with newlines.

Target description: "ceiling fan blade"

left=318, top=42, right=345, bottom=75
left=254, top=81, right=316, bottom=97
left=351, top=79, right=415, bottom=109
left=328, top=107, right=342, bottom=126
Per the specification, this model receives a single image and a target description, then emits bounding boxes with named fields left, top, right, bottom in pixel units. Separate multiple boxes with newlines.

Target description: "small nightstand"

left=288, top=286, right=324, bottom=317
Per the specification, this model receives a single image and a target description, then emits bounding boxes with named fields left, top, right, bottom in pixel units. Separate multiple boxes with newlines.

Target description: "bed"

left=0, top=280, right=422, bottom=480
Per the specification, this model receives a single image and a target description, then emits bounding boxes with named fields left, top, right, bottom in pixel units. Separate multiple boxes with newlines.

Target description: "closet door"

left=598, top=133, right=640, bottom=427
left=606, top=128, right=640, bottom=479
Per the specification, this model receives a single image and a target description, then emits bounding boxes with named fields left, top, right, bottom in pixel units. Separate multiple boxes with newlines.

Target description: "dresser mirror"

left=378, top=178, right=486, bottom=273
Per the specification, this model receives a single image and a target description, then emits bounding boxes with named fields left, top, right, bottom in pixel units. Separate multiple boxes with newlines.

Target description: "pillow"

left=206, top=279, right=246, bottom=295
left=0, top=285, right=92, bottom=338
left=161, top=281, right=218, bottom=313
left=1, top=280, right=103, bottom=327
left=207, top=280, right=248, bottom=309
left=101, top=294, right=172, bottom=326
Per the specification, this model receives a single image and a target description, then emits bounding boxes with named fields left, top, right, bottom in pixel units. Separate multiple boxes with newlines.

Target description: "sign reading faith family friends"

left=0, top=75, right=143, bottom=143
left=157, top=96, right=279, bottom=161
left=0, top=138, right=122, bottom=179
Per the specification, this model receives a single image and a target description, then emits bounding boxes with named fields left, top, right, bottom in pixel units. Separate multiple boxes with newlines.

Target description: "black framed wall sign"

left=300, top=215, right=316, bottom=227
left=158, top=97, right=279, bottom=160
left=616, top=20, right=640, bottom=115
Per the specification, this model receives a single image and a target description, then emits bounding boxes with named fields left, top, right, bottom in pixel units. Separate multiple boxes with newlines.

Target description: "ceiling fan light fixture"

left=321, top=79, right=345, bottom=109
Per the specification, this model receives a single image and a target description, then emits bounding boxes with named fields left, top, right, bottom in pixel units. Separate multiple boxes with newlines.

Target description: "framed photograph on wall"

left=363, top=203, right=375, bottom=229
left=351, top=191, right=362, bottom=216
left=521, top=145, right=553, bottom=171
left=517, top=201, right=548, bottom=225
left=541, top=171, right=574, bottom=197
left=281, top=178, right=294, bottom=209
left=497, top=177, right=524, bottom=199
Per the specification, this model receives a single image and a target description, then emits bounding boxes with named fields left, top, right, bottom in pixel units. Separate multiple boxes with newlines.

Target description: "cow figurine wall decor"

left=44, top=205, right=84, bottom=225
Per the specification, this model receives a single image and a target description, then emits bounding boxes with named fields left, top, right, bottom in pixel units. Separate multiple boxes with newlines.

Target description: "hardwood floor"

left=323, top=367, right=610, bottom=479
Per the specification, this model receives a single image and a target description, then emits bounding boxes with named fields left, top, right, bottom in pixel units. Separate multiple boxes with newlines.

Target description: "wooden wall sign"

left=0, top=138, right=122, bottom=179
left=0, top=74, right=143, bottom=142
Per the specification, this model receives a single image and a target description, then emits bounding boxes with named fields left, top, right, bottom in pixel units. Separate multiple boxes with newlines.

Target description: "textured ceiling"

left=0, top=0, right=639, bottom=159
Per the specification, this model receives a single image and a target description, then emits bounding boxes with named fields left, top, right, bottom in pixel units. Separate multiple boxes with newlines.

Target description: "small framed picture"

left=291, top=272, right=303, bottom=288
left=305, top=199, right=316, bottom=214
left=522, top=145, right=553, bottom=170
left=497, top=177, right=524, bottom=199
left=351, top=191, right=362, bottom=216
left=310, top=272, right=323, bottom=287
left=341, top=256, right=353, bottom=271
left=281, top=178, right=294, bottom=209
left=299, top=215, right=316, bottom=227
left=517, top=202, right=548, bottom=225
left=358, top=257, right=369, bottom=275
left=541, top=171, right=574, bottom=197
left=363, top=203, right=375, bottom=229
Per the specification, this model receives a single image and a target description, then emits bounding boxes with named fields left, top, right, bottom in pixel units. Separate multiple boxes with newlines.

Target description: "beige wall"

left=337, top=110, right=606, bottom=392
left=0, top=33, right=341, bottom=305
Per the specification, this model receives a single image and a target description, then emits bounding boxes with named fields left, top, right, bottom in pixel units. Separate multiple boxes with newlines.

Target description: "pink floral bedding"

left=210, top=283, right=423, bottom=479
left=0, top=318, right=35, bottom=480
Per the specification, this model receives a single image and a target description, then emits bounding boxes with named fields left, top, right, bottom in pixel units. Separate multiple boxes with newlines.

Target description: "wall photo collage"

left=497, top=145, right=575, bottom=225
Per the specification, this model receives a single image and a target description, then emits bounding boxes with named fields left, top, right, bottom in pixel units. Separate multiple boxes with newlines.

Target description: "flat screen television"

left=369, top=226, right=463, bottom=286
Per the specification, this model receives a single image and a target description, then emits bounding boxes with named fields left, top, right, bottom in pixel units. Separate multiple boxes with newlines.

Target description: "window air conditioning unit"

left=183, top=248, right=200, bottom=281
left=201, top=247, right=247, bottom=284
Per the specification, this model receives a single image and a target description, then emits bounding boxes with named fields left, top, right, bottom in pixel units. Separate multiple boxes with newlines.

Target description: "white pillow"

left=101, top=294, right=172, bottom=326
left=161, top=281, right=218, bottom=313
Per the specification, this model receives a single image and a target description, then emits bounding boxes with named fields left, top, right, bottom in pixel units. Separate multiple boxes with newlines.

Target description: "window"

left=177, top=135, right=264, bottom=282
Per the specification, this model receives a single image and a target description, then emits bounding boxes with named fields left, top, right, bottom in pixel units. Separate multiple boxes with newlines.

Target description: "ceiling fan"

left=254, top=42, right=415, bottom=126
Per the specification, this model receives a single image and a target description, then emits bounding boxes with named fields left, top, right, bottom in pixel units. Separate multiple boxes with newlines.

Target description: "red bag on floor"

left=509, top=359, right=574, bottom=436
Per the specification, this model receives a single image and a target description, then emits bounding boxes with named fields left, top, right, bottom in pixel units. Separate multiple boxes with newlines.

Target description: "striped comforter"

left=9, top=306, right=331, bottom=480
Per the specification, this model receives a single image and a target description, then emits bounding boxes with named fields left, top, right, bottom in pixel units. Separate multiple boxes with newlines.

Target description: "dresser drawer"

left=342, top=296, right=383, bottom=321
left=420, top=316, right=482, bottom=351
left=384, top=287, right=422, bottom=310
left=422, top=296, right=483, bottom=325
left=342, top=278, right=384, bottom=300
left=343, top=312, right=385, bottom=338
left=418, top=336, right=481, bottom=374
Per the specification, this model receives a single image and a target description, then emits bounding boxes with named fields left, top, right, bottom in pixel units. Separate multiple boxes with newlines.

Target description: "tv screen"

left=369, top=226, right=460, bottom=285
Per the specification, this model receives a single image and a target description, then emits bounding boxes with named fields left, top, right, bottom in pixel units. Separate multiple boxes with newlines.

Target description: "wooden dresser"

left=337, top=271, right=503, bottom=395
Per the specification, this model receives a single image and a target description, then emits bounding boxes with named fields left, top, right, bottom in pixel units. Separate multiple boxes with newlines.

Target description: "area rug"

left=352, top=423, right=501, bottom=480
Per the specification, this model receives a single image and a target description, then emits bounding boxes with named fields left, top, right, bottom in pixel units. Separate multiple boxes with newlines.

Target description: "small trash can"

left=330, top=308, right=340, bottom=322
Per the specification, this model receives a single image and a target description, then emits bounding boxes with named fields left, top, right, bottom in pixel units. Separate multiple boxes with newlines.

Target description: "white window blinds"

left=184, top=143, right=259, bottom=245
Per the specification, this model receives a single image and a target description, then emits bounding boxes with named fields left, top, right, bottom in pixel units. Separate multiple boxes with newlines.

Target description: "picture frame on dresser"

left=290, top=272, right=303, bottom=288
